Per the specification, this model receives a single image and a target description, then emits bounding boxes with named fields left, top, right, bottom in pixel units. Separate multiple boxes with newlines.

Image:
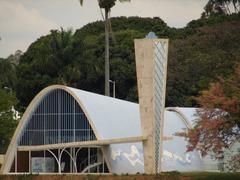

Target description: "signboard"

left=31, top=157, right=55, bottom=173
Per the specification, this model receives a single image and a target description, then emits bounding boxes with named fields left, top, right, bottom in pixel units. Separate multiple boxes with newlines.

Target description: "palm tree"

left=79, top=0, right=130, bottom=96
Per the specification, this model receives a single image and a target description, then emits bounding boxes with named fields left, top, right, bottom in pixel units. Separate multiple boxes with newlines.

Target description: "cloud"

left=0, top=0, right=57, bottom=58
left=0, top=0, right=57, bottom=33
left=0, top=0, right=208, bottom=58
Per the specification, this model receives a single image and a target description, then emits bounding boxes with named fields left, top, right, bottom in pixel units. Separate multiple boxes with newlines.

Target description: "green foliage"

left=75, top=16, right=169, bottom=38
left=14, top=15, right=240, bottom=108
left=182, top=172, right=240, bottom=180
left=98, top=0, right=116, bottom=11
left=162, top=171, right=181, bottom=178
left=167, top=17, right=240, bottom=106
left=182, top=63, right=240, bottom=171
left=0, top=173, right=240, bottom=180
left=0, top=89, right=18, bottom=153
left=0, top=58, right=17, bottom=90
left=16, top=28, right=75, bottom=106
left=187, top=13, right=240, bottom=29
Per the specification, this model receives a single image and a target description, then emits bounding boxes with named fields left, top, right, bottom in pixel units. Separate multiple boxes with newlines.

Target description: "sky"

left=0, top=0, right=208, bottom=58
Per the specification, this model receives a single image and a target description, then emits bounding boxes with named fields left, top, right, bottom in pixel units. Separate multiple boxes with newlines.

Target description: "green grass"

left=0, top=172, right=239, bottom=180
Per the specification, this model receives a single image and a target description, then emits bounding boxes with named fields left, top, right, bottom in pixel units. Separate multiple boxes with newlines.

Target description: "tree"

left=15, top=15, right=240, bottom=107
left=7, top=50, right=22, bottom=65
left=183, top=63, right=240, bottom=168
left=16, top=28, right=75, bottom=107
left=203, top=0, right=240, bottom=18
left=79, top=0, right=130, bottom=96
left=0, top=88, right=18, bottom=153
left=0, top=57, right=17, bottom=90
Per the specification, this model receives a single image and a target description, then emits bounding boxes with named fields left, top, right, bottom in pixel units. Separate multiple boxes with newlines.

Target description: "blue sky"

left=0, top=0, right=207, bottom=58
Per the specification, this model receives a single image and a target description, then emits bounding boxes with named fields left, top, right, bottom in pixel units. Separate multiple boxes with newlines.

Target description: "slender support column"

left=103, top=159, right=105, bottom=173
left=59, top=148, right=77, bottom=173
left=29, top=151, right=31, bottom=173
left=15, top=150, right=17, bottom=173
left=134, top=38, right=169, bottom=174
left=75, top=147, right=82, bottom=158
left=72, top=147, right=75, bottom=173
left=58, top=92, right=61, bottom=144
left=88, top=147, right=90, bottom=173
left=70, top=148, right=72, bottom=173
left=47, top=149, right=61, bottom=174
left=73, top=102, right=76, bottom=142
left=75, top=147, right=82, bottom=173
left=58, top=148, right=61, bottom=173
left=96, top=148, right=98, bottom=173
left=101, top=146, right=112, bottom=173
left=44, top=150, right=46, bottom=172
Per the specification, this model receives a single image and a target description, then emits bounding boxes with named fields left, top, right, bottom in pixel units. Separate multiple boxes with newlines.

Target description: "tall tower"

left=134, top=34, right=169, bottom=174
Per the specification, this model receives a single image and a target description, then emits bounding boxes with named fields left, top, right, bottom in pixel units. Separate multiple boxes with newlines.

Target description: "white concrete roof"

left=67, top=87, right=199, bottom=140
left=176, top=107, right=199, bottom=125
left=68, top=87, right=142, bottom=140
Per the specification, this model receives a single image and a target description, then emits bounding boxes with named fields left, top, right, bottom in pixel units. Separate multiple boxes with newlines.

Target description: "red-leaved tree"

left=184, top=63, right=240, bottom=160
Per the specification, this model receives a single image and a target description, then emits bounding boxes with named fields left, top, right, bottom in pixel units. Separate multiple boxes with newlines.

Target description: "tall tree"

left=79, top=0, right=130, bottom=96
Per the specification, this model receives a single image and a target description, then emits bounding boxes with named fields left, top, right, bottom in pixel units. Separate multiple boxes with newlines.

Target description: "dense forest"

left=1, top=13, right=239, bottom=108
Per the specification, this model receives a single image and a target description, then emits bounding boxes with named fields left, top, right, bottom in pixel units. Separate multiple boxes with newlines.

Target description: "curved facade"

left=1, top=85, right=211, bottom=174
left=162, top=108, right=203, bottom=171
left=19, top=89, right=96, bottom=146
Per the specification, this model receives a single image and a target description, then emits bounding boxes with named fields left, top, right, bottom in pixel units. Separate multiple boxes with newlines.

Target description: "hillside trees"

left=167, top=17, right=240, bottom=106
left=0, top=52, right=21, bottom=153
left=0, top=58, right=17, bottom=90
left=16, top=28, right=76, bottom=107
left=0, top=89, right=18, bottom=153
left=15, top=15, right=240, bottom=107
left=0, top=50, right=22, bottom=97
left=16, top=17, right=170, bottom=106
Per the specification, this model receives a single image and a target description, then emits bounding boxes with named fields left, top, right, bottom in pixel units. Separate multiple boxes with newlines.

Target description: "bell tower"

left=134, top=33, right=169, bottom=174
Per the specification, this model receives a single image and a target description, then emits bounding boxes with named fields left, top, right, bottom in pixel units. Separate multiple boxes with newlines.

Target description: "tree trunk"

left=104, top=8, right=110, bottom=96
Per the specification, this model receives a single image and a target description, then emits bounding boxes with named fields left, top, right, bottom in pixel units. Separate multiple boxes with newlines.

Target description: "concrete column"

left=134, top=38, right=169, bottom=174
